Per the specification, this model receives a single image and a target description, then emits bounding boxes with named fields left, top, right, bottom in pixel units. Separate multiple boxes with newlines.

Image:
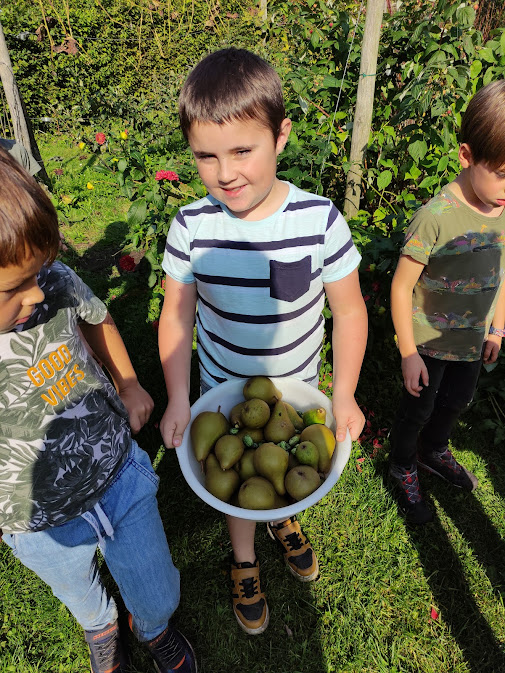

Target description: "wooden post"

left=343, top=0, right=384, bottom=218
left=0, top=20, right=49, bottom=182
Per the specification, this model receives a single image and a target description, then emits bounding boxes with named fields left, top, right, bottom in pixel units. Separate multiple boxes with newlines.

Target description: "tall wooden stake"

left=344, top=0, right=384, bottom=218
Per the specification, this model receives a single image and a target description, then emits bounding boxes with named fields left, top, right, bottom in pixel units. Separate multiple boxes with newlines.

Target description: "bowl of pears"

left=176, top=375, right=352, bottom=521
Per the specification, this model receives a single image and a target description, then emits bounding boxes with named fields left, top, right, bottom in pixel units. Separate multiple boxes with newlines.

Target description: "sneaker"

left=145, top=623, right=197, bottom=673
left=230, top=558, right=269, bottom=635
left=266, top=517, right=319, bottom=582
left=85, top=621, right=128, bottom=673
left=418, top=447, right=478, bottom=492
left=389, top=464, right=434, bottom=525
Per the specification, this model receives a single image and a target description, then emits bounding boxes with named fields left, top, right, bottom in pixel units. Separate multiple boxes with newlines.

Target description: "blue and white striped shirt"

left=162, top=182, right=361, bottom=388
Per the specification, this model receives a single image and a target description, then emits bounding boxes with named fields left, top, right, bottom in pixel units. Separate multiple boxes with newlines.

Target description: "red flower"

left=152, top=319, right=160, bottom=331
left=161, top=278, right=166, bottom=290
left=155, top=170, right=179, bottom=182
left=372, top=281, right=380, bottom=292
left=363, top=294, right=371, bottom=302
left=372, top=439, right=382, bottom=449
left=53, top=168, right=63, bottom=176
left=430, top=607, right=439, bottom=621
left=95, top=132, right=106, bottom=145
left=118, top=255, right=136, bottom=272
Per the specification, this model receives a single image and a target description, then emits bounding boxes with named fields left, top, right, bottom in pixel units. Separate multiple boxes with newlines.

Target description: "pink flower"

left=363, top=294, right=371, bottom=302
left=372, top=281, right=380, bottom=292
left=155, top=170, right=179, bottom=182
left=118, top=255, right=136, bottom=272
left=161, top=278, right=166, bottom=290
left=372, top=439, right=382, bottom=449
left=95, top=132, right=106, bottom=145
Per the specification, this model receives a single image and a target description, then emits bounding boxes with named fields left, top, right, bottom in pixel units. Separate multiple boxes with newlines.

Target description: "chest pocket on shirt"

left=269, top=256, right=311, bottom=302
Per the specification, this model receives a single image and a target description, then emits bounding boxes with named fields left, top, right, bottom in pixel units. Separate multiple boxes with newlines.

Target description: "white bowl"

left=176, top=377, right=352, bottom=521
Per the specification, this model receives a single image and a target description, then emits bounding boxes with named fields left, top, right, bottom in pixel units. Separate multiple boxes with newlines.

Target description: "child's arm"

left=158, top=276, right=197, bottom=448
left=79, top=313, right=154, bottom=434
left=390, top=255, right=427, bottom=397
left=483, top=280, right=505, bottom=364
left=324, top=268, right=368, bottom=442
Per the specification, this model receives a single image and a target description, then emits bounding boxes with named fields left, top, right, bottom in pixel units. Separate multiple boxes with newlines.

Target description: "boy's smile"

left=0, top=251, right=45, bottom=333
left=188, top=117, right=291, bottom=221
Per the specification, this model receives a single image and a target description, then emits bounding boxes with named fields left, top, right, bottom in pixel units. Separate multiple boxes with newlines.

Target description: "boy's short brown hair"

left=0, top=146, right=60, bottom=267
left=179, top=48, right=285, bottom=142
left=460, top=80, right=505, bottom=169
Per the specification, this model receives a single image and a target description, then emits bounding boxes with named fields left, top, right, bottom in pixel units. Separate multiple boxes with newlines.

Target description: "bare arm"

left=483, top=280, right=505, bottom=364
left=390, top=255, right=427, bottom=397
left=324, top=268, right=368, bottom=442
left=79, top=312, right=154, bottom=433
left=158, top=276, right=197, bottom=448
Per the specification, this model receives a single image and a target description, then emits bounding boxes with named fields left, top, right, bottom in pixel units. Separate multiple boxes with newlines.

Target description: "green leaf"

left=130, top=167, right=144, bottom=181
left=377, top=170, right=392, bottom=190
left=310, top=30, right=320, bottom=48
left=291, top=78, right=305, bottom=94
left=479, top=47, right=495, bottom=63
left=322, top=75, right=342, bottom=88
left=469, top=60, right=482, bottom=79
left=437, top=155, right=449, bottom=173
left=483, top=66, right=495, bottom=86
left=501, top=30, right=505, bottom=56
left=455, top=5, right=475, bottom=27
left=408, top=139, right=428, bottom=162
left=117, top=159, right=127, bottom=172
left=419, top=175, right=439, bottom=189
left=127, top=198, right=147, bottom=227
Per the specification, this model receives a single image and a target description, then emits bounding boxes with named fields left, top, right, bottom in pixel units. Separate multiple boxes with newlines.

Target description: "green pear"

left=229, top=401, right=246, bottom=428
left=294, top=441, right=319, bottom=470
left=285, top=465, right=321, bottom=501
left=283, top=402, right=304, bottom=432
left=238, top=476, right=276, bottom=510
left=272, top=492, right=290, bottom=509
left=243, top=376, right=282, bottom=406
left=302, top=407, right=327, bottom=427
left=253, top=442, right=289, bottom=495
left=236, top=448, right=258, bottom=481
left=215, top=434, right=244, bottom=470
left=191, top=409, right=229, bottom=461
left=300, top=424, right=336, bottom=473
left=288, top=452, right=299, bottom=470
left=205, top=453, right=240, bottom=502
left=240, top=398, right=271, bottom=429
left=264, top=400, right=295, bottom=443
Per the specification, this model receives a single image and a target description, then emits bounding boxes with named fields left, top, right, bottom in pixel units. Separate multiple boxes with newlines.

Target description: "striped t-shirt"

left=162, top=182, right=361, bottom=388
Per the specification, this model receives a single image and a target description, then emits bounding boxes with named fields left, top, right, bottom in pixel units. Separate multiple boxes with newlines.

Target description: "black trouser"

left=390, top=354, right=482, bottom=468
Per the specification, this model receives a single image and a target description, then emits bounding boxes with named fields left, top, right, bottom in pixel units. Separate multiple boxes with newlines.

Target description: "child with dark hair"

left=0, top=147, right=196, bottom=673
left=159, top=48, right=368, bottom=634
left=389, top=80, right=505, bottom=525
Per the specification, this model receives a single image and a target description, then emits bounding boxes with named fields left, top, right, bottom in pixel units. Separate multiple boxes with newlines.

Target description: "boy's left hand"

left=483, top=335, right=502, bottom=364
left=117, top=382, right=154, bottom=434
left=332, top=393, right=365, bottom=443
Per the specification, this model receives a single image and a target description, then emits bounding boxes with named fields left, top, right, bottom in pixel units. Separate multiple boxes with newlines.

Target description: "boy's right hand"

left=401, top=353, right=429, bottom=397
left=160, top=398, right=191, bottom=448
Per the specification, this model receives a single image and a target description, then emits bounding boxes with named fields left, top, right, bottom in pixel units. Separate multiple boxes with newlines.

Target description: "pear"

left=191, top=409, right=229, bottom=461
left=205, top=454, right=240, bottom=502
left=302, top=407, right=327, bottom=427
left=243, top=376, right=282, bottom=406
left=253, top=442, right=289, bottom=495
left=300, top=424, right=336, bottom=473
left=272, top=492, right=290, bottom=509
left=238, top=476, right=276, bottom=510
left=264, top=400, right=295, bottom=443
left=284, top=402, right=305, bottom=432
left=237, top=427, right=264, bottom=444
left=285, top=465, right=321, bottom=501
left=294, top=441, right=319, bottom=470
left=288, top=452, right=299, bottom=470
left=229, top=401, right=246, bottom=428
left=236, top=448, right=258, bottom=482
left=215, top=434, right=244, bottom=470
left=240, top=398, right=271, bottom=429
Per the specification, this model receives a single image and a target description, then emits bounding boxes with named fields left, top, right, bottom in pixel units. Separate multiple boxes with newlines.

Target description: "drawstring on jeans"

left=81, top=503, right=115, bottom=552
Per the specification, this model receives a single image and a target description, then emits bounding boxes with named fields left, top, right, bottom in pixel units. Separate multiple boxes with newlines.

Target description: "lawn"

left=1, top=134, right=505, bottom=673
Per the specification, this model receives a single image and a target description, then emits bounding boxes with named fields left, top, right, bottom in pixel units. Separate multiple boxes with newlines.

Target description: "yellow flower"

left=86, top=182, right=94, bottom=190
left=378, top=306, right=386, bottom=315
left=120, top=130, right=128, bottom=140
left=112, top=158, right=119, bottom=162
left=78, top=141, right=85, bottom=150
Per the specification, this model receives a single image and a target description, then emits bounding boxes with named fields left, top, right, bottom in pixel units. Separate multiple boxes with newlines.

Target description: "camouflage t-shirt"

left=0, top=262, right=131, bottom=533
left=401, top=187, right=505, bottom=361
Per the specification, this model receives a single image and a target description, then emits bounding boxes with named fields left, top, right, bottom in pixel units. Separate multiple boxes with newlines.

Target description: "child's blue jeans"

left=2, top=440, right=180, bottom=641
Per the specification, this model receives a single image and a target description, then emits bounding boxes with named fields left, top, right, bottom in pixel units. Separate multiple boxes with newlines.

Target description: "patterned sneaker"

left=266, top=517, right=319, bottom=581
left=230, top=558, right=269, bottom=635
left=418, top=447, right=478, bottom=492
left=85, top=621, right=128, bottom=673
left=145, top=623, right=197, bottom=673
left=389, top=464, right=434, bottom=525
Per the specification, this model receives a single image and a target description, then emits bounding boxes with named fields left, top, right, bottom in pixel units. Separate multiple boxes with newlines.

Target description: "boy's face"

left=0, top=250, right=45, bottom=333
left=459, top=144, right=505, bottom=214
left=187, top=117, right=291, bottom=220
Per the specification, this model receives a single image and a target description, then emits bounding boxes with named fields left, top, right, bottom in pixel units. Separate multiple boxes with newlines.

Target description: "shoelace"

left=400, top=469, right=422, bottom=504
left=238, top=575, right=259, bottom=599
left=150, top=629, right=184, bottom=667
left=436, top=449, right=460, bottom=472
left=282, top=530, right=304, bottom=552
left=94, top=634, right=120, bottom=669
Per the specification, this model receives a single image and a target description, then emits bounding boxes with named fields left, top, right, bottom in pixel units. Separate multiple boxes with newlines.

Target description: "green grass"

left=2, top=134, right=505, bottom=672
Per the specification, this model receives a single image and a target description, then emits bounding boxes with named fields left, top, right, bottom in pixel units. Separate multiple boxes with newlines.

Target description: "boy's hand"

left=160, top=398, right=191, bottom=449
left=483, top=334, right=502, bottom=364
left=401, top=353, right=429, bottom=397
left=117, top=382, right=154, bottom=434
left=332, top=393, right=365, bottom=442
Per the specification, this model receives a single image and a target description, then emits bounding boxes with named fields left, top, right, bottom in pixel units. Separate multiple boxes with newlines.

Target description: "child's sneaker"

left=145, top=623, right=197, bottom=673
left=266, top=517, right=319, bottom=581
left=85, top=621, right=128, bottom=673
left=389, top=463, right=434, bottom=525
left=418, top=447, right=478, bottom=491
left=230, top=558, right=269, bottom=635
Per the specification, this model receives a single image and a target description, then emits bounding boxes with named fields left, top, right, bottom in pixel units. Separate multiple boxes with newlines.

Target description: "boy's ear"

left=275, top=118, right=292, bottom=155
left=459, top=143, right=474, bottom=169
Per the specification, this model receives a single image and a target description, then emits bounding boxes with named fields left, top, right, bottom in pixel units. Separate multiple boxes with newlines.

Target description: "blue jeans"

left=3, top=441, right=180, bottom=641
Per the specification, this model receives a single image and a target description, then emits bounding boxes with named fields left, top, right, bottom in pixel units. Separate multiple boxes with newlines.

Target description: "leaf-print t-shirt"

left=0, top=262, right=131, bottom=533
left=401, top=187, right=505, bottom=361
